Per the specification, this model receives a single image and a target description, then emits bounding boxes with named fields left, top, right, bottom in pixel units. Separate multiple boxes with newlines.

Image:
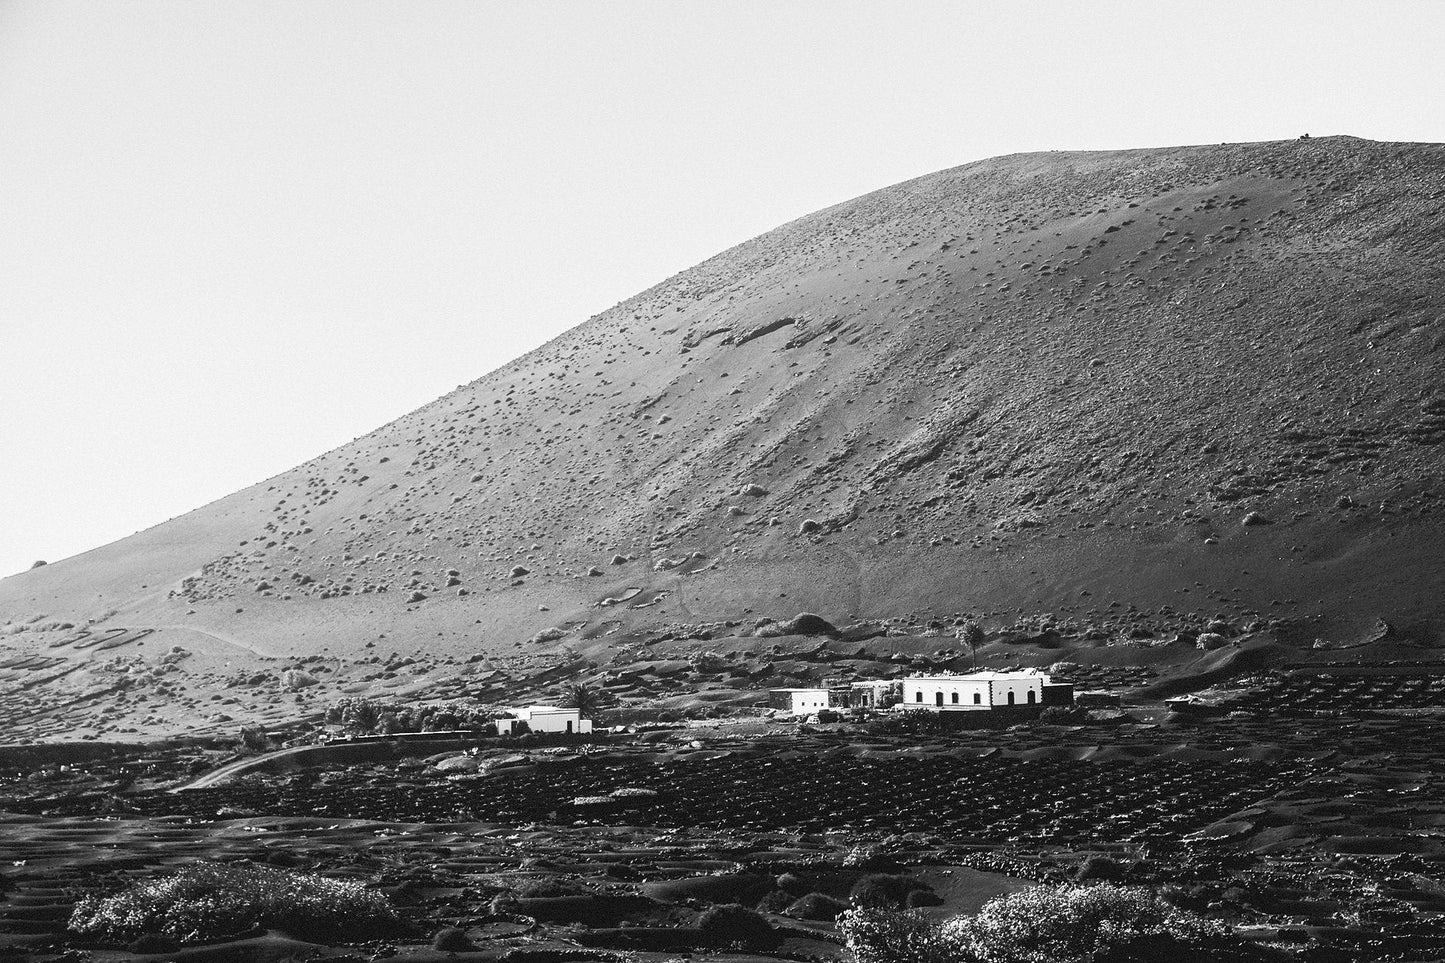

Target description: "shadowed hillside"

left=3, top=136, right=1444, bottom=718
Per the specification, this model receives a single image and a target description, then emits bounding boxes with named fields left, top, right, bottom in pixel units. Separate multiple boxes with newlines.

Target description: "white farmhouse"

left=768, top=687, right=833, bottom=716
left=493, top=704, right=593, bottom=735
left=900, top=670, right=1048, bottom=711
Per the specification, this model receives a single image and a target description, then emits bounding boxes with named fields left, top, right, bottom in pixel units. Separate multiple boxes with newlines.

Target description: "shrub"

left=907, top=888, right=945, bottom=908
left=843, top=843, right=900, bottom=871
left=756, top=889, right=796, bottom=914
left=950, top=883, right=1227, bottom=963
left=68, top=861, right=399, bottom=944
left=866, top=709, right=954, bottom=737
left=776, top=871, right=809, bottom=895
left=786, top=892, right=849, bottom=921
left=689, top=651, right=728, bottom=674
left=432, top=926, right=477, bottom=952
left=839, top=885, right=1230, bottom=963
left=838, top=907, right=963, bottom=963
left=697, top=903, right=777, bottom=949
left=237, top=726, right=270, bottom=753
left=849, top=874, right=916, bottom=909
left=815, top=708, right=840, bottom=723
left=1075, top=855, right=1127, bottom=882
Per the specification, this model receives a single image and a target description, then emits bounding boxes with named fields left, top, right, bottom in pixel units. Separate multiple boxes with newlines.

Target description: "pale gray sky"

left=1, top=0, right=1441, bottom=576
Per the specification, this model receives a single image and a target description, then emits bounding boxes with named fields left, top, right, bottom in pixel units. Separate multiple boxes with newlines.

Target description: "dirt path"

left=153, top=624, right=282, bottom=659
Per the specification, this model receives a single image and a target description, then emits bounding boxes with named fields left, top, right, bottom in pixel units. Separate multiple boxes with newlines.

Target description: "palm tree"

left=959, top=622, right=985, bottom=671
left=557, top=681, right=613, bottom=718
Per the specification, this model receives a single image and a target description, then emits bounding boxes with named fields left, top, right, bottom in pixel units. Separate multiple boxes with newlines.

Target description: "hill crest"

left=5, top=135, right=1444, bottom=665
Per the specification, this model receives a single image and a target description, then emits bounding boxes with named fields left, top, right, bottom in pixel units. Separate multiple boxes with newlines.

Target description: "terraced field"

left=3, top=714, right=1445, bottom=960
left=1233, top=667, right=1445, bottom=714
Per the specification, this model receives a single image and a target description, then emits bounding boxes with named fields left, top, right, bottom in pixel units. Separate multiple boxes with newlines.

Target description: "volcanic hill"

left=3, top=135, right=1444, bottom=736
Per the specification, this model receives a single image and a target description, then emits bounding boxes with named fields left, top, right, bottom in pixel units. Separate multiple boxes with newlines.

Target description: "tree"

left=958, top=622, right=985, bottom=670
left=238, top=726, right=270, bottom=753
left=556, top=681, right=614, bottom=718
left=342, top=699, right=381, bottom=735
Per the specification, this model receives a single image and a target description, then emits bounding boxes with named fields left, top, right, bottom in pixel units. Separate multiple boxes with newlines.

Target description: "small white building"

left=768, top=687, right=834, bottom=716
left=493, top=704, right=592, bottom=735
left=900, top=670, right=1048, bottom=711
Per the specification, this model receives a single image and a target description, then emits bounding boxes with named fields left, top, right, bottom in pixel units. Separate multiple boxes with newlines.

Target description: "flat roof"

left=906, top=670, right=1048, bottom=681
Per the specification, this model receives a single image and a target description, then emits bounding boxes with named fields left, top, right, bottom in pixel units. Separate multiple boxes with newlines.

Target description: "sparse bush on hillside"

left=68, top=861, right=399, bottom=944
left=0, top=615, right=66, bottom=636
left=689, top=650, right=728, bottom=674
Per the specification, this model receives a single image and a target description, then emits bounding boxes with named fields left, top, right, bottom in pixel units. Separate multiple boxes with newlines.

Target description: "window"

left=973, top=692, right=982, bottom=705
left=916, top=692, right=923, bottom=703
left=935, top=691, right=944, bottom=706
left=1007, top=691, right=1016, bottom=705
left=1027, top=690, right=1036, bottom=704
left=951, top=692, right=959, bottom=704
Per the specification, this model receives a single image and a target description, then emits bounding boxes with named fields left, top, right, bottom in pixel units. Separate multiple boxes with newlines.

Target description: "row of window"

left=914, top=689, right=1036, bottom=705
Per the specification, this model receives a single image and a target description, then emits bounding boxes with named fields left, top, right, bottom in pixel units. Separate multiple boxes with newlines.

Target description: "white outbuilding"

left=493, top=704, right=592, bottom=735
left=767, top=687, right=834, bottom=716
left=900, top=670, right=1048, bottom=711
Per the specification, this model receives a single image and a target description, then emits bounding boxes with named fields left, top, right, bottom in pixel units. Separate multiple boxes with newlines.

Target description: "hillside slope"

left=5, top=136, right=1445, bottom=671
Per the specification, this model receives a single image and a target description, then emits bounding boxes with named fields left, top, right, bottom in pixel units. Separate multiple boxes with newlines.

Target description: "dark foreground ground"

left=3, top=664, right=1445, bottom=963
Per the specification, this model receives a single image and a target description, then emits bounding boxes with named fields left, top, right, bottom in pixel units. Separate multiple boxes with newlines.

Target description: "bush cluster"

left=68, top=861, right=399, bottom=944
left=839, top=883, right=1229, bottom=963
left=323, top=698, right=498, bottom=736
left=865, top=709, right=957, bottom=737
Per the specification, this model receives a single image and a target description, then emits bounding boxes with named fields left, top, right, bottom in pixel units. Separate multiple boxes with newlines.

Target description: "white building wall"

left=901, top=674, right=1045, bottom=711
left=494, top=706, right=592, bottom=734
left=790, top=690, right=831, bottom=715
left=902, top=677, right=992, bottom=710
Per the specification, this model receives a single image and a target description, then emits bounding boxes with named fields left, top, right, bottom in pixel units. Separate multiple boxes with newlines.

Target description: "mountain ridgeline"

left=7, top=136, right=1445, bottom=656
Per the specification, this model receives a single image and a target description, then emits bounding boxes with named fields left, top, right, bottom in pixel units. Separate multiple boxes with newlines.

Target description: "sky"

left=1, top=1, right=1442, bottom=577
